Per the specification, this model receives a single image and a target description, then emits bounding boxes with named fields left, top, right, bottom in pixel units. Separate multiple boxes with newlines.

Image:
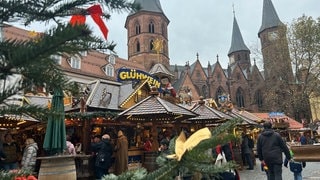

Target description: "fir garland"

left=65, top=111, right=119, bottom=120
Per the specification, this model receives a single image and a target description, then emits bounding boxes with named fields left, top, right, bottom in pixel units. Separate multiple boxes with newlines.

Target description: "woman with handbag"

left=213, top=143, right=240, bottom=180
left=284, top=149, right=306, bottom=180
left=91, top=134, right=113, bottom=179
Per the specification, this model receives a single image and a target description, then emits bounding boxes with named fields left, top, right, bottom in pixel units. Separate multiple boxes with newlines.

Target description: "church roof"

left=228, top=16, right=250, bottom=56
left=258, top=0, right=283, bottom=36
left=132, top=0, right=164, bottom=14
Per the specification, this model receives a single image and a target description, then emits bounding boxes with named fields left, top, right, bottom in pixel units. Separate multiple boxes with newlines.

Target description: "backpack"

left=248, top=138, right=254, bottom=149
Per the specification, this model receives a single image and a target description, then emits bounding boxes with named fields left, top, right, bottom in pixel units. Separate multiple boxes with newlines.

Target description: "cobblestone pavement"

left=238, top=158, right=320, bottom=180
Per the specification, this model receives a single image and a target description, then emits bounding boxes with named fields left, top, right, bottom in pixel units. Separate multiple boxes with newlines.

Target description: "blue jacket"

left=284, top=150, right=306, bottom=169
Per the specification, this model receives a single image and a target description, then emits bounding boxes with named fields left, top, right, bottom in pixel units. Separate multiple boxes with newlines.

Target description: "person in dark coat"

left=91, top=134, right=113, bottom=179
left=257, top=121, right=291, bottom=180
left=241, top=132, right=254, bottom=170
left=1, top=134, right=20, bottom=170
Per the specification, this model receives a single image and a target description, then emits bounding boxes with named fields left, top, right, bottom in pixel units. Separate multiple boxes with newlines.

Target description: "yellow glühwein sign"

left=117, top=68, right=161, bottom=88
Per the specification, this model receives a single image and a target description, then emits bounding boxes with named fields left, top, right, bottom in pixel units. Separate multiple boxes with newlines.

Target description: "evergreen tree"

left=0, top=0, right=138, bottom=119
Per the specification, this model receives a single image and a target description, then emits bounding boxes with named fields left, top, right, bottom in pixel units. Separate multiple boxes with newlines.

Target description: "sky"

left=12, top=0, right=320, bottom=69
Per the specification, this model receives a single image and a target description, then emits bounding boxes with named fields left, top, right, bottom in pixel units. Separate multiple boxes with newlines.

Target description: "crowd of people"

left=0, top=133, right=38, bottom=172
left=0, top=122, right=317, bottom=180
left=89, top=130, right=129, bottom=179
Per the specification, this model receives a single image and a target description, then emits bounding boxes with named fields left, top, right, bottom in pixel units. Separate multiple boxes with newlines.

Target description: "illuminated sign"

left=268, top=112, right=285, bottom=117
left=117, top=68, right=161, bottom=88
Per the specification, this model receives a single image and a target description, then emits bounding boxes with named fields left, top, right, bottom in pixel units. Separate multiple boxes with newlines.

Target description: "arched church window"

left=202, top=85, right=208, bottom=98
left=135, top=23, right=141, bottom=35
left=236, top=88, right=245, bottom=108
left=148, top=21, right=155, bottom=33
left=136, top=41, right=140, bottom=52
left=255, top=90, right=263, bottom=108
left=149, top=39, right=154, bottom=51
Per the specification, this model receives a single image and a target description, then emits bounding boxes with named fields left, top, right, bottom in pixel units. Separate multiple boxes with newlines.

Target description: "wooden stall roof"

left=115, top=93, right=198, bottom=122
left=0, top=114, right=39, bottom=129
left=188, top=100, right=232, bottom=124
left=228, top=109, right=260, bottom=127
left=237, top=110, right=263, bottom=123
left=1, top=94, right=41, bottom=129
left=253, top=113, right=303, bottom=129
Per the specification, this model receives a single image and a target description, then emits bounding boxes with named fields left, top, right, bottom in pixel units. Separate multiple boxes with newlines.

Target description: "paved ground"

left=239, top=158, right=320, bottom=180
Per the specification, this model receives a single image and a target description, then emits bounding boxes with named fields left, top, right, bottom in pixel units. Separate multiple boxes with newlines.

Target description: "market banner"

left=117, top=68, right=161, bottom=89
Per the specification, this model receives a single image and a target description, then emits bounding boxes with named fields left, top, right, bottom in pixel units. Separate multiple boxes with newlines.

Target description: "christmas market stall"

left=63, top=79, right=130, bottom=178
left=0, top=94, right=42, bottom=149
left=253, top=112, right=320, bottom=162
left=187, top=96, right=233, bottom=130
left=253, top=112, right=304, bottom=141
left=115, top=86, right=198, bottom=172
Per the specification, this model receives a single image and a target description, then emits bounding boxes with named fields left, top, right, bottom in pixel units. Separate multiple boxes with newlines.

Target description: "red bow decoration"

left=70, top=5, right=108, bottom=39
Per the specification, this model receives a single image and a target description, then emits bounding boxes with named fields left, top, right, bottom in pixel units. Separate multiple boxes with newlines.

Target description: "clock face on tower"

left=268, top=31, right=279, bottom=41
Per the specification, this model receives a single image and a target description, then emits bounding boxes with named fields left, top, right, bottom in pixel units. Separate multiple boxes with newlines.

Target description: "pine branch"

left=145, top=161, right=179, bottom=180
left=0, top=105, right=48, bottom=121
left=1, top=0, right=138, bottom=25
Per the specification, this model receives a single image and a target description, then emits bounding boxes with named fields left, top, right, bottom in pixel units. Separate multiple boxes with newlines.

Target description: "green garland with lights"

left=65, top=111, right=119, bottom=120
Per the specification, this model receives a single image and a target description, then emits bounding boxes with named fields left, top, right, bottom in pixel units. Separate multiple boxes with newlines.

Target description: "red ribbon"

left=70, top=5, right=108, bottom=39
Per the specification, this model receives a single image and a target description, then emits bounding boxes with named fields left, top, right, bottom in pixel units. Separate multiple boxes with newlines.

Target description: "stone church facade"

left=126, top=0, right=293, bottom=113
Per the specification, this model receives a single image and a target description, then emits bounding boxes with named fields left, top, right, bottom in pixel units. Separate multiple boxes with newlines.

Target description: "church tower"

left=258, top=0, right=293, bottom=83
left=125, top=0, right=170, bottom=71
left=258, top=0, right=295, bottom=114
left=228, top=13, right=251, bottom=71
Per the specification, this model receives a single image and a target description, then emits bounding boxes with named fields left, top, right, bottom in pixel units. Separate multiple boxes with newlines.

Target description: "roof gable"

left=190, top=60, right=207, bottom=81
left=85, top=79, right=121, bottom=110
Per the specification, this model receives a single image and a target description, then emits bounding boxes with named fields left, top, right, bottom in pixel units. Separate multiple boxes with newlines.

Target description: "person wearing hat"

left=114, top=130, right=128, bottom=175
left=257, top=121, right=291, bottom=180
left=91, top=134, right=113, bottom=179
